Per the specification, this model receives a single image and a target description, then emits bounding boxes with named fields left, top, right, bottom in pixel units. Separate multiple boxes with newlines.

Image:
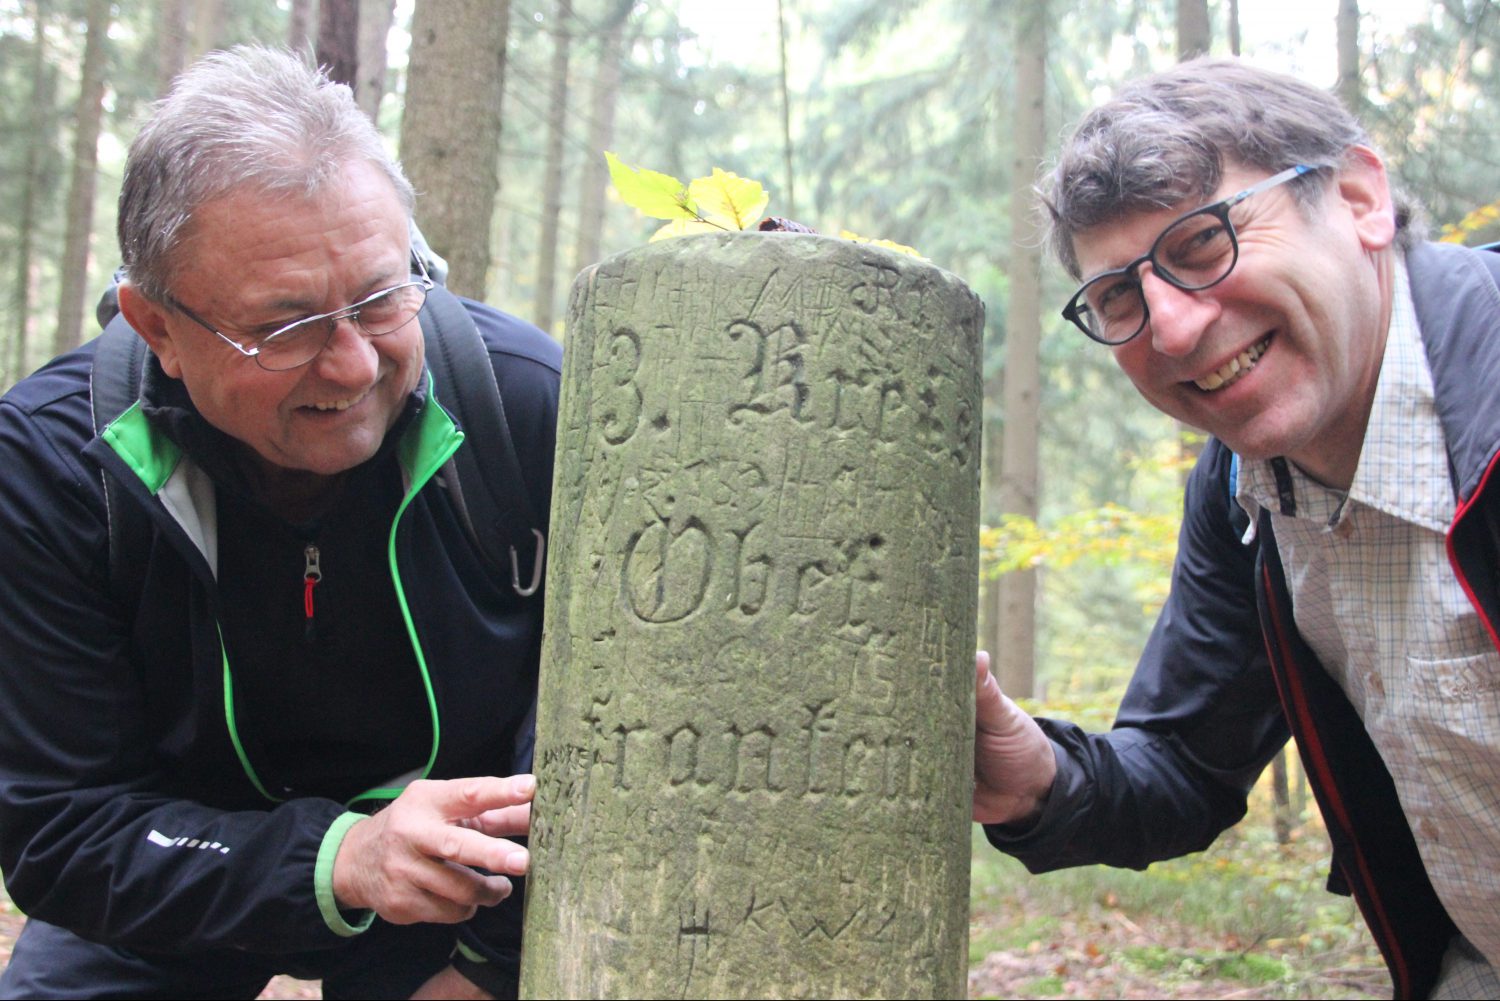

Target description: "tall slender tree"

left=287, top=0, right=315, bottom=54
left=1337, top=0, right=1361, bottom=112
left=996, top=0, right=1048, bottom=698
left=11, top=0, right=51, bottom=384
left=533, top=0, right=575, bottom=335
left=355, top=0, right=396, bottom=120
left=316, top=0, right=359, bottom=89
left=53, top=0, right=110, bottom=356
left=572, top=0, right=635, bottom=280
left=1176, top=0, right=1210, bottom=59
left=400, top=0, right=512, bottom=299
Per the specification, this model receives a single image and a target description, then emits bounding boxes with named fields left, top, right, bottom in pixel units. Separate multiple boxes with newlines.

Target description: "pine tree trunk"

left=533, top=0, right=575, bottom=335
left=399, top=0, right=511, bottom=300
left=777, top=0, right=796, bottom=218
left=10, top=0, right=50, bottom=385
left=572, top=0, right=633, bottom=279
left=997, top=0, right=1047, bottom=698
left=155, top=0, right=190, bottom=94
left=317, top=0, right=359, bottom=89
left=355, top=0, right=396, bottom=120
left=287, top=0, right=315, bottom=53
left=1176, top=0, right=1211, bottom=59
left=54, top=0, right=110, bottom=357
left=1337, top=0, right=1361, bottom=112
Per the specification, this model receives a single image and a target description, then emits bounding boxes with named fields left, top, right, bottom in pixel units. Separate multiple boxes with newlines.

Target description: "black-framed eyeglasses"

left=1062, top=164, right=1316, bottom=346
left=167, top=258, right=435, bottom=372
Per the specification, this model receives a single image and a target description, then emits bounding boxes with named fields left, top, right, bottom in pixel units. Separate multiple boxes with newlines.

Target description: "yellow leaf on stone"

left=649, top=218, right=727, bottom=242
left=839, top=229, right=928, bottom=261
left=606, top=151, right=698, bottom=221
left=687, top=168, right=769, bottom=231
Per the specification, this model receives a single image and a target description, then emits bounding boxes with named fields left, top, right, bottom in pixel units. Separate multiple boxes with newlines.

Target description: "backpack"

left=89, top=280, right=546, bottom=599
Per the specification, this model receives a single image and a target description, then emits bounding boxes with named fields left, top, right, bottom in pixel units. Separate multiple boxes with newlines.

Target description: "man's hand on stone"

left=333, top=774, right=534, bottom=925
left=973, top=651, right=1058, bottom=827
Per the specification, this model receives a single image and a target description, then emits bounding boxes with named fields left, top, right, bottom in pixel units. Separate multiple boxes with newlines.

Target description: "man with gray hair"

left=971, top=59, right=1500, bottom=999
left=0, top=47, right=558, bottom=998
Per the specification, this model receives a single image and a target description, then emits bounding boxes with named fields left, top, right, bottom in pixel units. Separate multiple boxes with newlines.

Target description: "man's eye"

left=1090, top=278, right=1140, bottom=320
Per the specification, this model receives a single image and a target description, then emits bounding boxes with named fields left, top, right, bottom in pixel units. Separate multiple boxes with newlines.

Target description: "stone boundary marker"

left=521, top=233, right=983, bottom=999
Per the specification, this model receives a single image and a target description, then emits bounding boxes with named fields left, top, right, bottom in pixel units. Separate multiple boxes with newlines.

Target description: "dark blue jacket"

left=0, top=299, right=559, bottom=978
left=989, top=242, right=1500, bottom=999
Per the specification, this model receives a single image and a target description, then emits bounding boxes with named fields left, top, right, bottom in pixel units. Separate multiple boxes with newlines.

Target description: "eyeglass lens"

left=255, top=282, right=428, bottom=371
left=1073, top=208, right=1238, bottom=345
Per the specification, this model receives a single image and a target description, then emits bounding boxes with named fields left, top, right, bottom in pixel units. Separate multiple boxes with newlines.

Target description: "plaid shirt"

left=1237, top=262, right=1500, bottom=984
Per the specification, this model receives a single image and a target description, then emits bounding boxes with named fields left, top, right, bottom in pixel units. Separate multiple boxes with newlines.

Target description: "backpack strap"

left=420, top=287, right=546, bottom=597
left=89, top=314, right=152, bottom=603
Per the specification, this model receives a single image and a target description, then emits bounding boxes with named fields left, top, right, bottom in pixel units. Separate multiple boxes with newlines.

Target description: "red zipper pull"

left=303, top=544, right=322, bottom=642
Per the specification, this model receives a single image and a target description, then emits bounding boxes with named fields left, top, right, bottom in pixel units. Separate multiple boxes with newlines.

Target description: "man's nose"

left=310, top=315, right=379, bottom=383
left=1140, top=267, right=1221, bottom=357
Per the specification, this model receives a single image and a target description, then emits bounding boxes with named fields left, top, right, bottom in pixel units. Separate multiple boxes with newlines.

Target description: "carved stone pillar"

left=521, top=233, right=982, bottom=999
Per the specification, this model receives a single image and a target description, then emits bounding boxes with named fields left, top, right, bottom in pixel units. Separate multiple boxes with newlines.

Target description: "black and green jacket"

left=0, top=298, right=559, bottom=974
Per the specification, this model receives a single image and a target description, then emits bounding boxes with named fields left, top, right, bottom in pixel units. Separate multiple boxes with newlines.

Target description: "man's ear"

left=116, top=283, right=184, bottom=379
left=1337, top=146, right=1397, bottom=252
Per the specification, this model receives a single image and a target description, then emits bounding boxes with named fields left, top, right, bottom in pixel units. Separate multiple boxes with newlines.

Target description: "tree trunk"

left=190, top=0, right=222, bottom=60
left=1227, top=0, right=1241, bottom=56
left=777, top=0, right=796, bottom=218
left=1337, top=0, right=1361, bottom=112
left=10, top=0, right=51, bottom=385
left=155, top=0, right=190, bottom=94
left=400, top=0, right=511, bottom=300
left=287, top=0, right=316, bottom=54
left=572, top=0, right=633, bottom=280
left=355, top=0, right=396, bottom=120
left=317, top=0, right=359, bottom=89
left=979, top=423, right=1004, bottom=670
left=533, top=0, right=575, bottom=335
left=54, top=0, right=111, bottom=356
left=1176, top=0, right=1211, bottom=60
left=997, top=0, right=1047, bottom=699
left=1271, top=748, right=1292, bottom=845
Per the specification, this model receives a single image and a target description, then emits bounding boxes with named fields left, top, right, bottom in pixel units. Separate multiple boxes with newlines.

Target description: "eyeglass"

left=1062, top=164, right=1317, bottom=346
left=168, top=261, right=434, bottom=372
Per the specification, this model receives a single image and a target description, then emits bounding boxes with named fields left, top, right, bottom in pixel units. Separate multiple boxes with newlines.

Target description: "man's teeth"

left=1195, top=337, right=1270, bottom=392
left=312, top=397, right=358, bottom=411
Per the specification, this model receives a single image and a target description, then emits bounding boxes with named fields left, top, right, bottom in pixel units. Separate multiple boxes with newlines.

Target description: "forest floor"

left=0, top=817, right=1386, bottom=999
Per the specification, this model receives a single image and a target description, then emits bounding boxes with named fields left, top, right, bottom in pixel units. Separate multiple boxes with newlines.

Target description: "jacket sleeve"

left=0, top=368, right=366, bottom=956
left=987, top=440, right=1290, bottom=871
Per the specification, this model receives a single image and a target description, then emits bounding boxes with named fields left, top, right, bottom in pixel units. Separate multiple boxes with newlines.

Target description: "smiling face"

left=120, top=160, right=424, bottom=497
left=1071, top=150, right=1399, bottom=489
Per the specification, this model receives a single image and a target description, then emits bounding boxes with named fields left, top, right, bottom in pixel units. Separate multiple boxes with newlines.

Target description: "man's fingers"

left=414, top=774, right=536, bottom=820
left=410, top=858, right=513, bottom=911
left=975, top=650, right=1008, bottom=733
left=416, top=823, right=530, bottom=875
left=464, top=802, right=531, bottom=838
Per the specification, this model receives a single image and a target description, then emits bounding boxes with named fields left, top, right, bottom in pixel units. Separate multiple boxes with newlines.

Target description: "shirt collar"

left=1235, top=259, right=1453, bottom=535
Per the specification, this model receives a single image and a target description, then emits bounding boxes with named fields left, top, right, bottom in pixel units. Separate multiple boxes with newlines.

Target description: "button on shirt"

left=1236, top=262, right=1500, bottom=973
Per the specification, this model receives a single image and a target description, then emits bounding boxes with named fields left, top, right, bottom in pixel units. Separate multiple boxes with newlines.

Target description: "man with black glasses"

left=0, top=47, right=557, bottom=999
left=971, top=59, right=1500, bottom=999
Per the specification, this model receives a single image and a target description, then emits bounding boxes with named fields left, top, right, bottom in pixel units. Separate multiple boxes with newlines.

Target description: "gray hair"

left=1043, top=58, right=1420, bottom=278
left=118, top=45, right=414, bottom=302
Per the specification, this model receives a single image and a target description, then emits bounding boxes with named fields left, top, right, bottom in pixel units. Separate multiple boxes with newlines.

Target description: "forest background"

left=2, top=0, right=1498, bottom=996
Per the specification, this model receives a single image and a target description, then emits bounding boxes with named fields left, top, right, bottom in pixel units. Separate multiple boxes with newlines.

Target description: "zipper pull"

left=303, top=544, right=322, bottom=642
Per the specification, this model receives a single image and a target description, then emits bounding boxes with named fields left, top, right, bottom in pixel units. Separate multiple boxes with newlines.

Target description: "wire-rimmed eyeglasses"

left=1062, top=165, right=1317, bottom=346
left=168, top=259, right=435, bottom=372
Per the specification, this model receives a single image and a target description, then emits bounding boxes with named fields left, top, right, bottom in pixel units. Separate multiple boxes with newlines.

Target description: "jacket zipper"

left=303, top=543, right=322, bottom=642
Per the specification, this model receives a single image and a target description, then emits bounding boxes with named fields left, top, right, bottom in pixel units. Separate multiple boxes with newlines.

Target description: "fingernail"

left=507, top=848, right=530, bottom=874
left=515, top=774, right=536, bottom=796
